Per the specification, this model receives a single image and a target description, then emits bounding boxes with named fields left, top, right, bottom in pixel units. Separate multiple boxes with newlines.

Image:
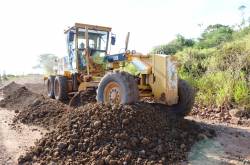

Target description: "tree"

left=152, top=35, right=195, bottom=55
left=34, top=54, right=58, bottom=75
left=196, top=24, right=233, bottom=48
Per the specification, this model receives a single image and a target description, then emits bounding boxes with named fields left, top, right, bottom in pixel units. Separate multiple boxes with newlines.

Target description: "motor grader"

left=46, top=23, right=194, bottom=116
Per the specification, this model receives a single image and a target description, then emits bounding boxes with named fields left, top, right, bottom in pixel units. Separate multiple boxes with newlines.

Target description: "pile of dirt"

left=79, top=89, right=97, bottom=105
left=18, top=103, right=215, bottom=165
left=69, top=89, right=97, bottom=108
left=0, top=82, right=67, bottom=128
left=0, top=81, right=24, bottom=96
left=0, top=85, right=42, bottom=111
left=191, top=104, right=232, bottom=122
left=231, top=109, right=250, bottom=119
left=191, top=104, right=250, bottom=126
left=13, top=97, right=67, bottom=129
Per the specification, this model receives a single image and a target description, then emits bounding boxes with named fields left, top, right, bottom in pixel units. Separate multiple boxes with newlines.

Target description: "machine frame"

left=46, top=23, right=188, bottom=109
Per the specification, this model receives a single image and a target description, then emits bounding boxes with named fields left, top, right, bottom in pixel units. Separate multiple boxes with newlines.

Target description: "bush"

left=154, top=24, right=250, bottom=109
left=216, top=40, right=250, bottom=73
left=152, top=35, right=195, bottom=55
left=195, top=72, right=233, bottom=106
left=177, top=48, right=215, bottom=78
left=234, top=79, right=250, bottom=105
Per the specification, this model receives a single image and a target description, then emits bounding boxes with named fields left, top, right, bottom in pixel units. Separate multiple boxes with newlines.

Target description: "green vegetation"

left=153, top=25, right=250, bottom=109
left=151, top=34, right=195, bottom=55
left=196, top=24, right=233, bottom=49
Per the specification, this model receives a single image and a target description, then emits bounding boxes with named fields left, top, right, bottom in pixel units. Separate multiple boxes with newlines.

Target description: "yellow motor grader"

left=46, top=23, right=194, bottom=116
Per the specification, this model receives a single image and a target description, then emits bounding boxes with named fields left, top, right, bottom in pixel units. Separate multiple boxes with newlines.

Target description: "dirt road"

left=0, top=108, right=46, bottom=164
left=187, top=116, right=250, bottom=165
left=0, top=76, right=250, bottom=164
left=0, top=76, right=46, bottom=164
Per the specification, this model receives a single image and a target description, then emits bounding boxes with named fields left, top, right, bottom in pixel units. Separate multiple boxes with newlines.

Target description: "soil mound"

left=13, top=97, right=67, bottom=128
left=0, top=82, right=67, bottom=128
left=191, top=104, right=232, bottom=122
left=191, top=104, right=250, bottom=125
left=18, top=103, right=214, bottom=165
left=0, top=81, right=24, bottom=96
left=69, top=89, right=97, bottom=108
left=0, top=86, right=41, bottom=110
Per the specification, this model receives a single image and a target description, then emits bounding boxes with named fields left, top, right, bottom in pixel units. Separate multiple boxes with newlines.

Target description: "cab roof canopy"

left=64, top=23, right=112, bottom=34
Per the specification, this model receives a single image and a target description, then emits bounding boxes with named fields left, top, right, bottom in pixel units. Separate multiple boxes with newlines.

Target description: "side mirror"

left=111, top=34, right=116, bottom=45
left=68, top=31, right=74, bottom=42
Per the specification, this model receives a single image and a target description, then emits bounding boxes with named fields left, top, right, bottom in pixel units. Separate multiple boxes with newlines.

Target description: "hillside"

left=153, top=25, right=250, bottom=112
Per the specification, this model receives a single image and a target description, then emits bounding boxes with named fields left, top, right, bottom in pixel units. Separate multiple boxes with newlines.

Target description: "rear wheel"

left=170, top=79, right=195, bottom=117
left=54, top=76, right=68, bottom=101
left=47, top=76, right=55, bottom=98
left=97, top=71, right=139, bottom=104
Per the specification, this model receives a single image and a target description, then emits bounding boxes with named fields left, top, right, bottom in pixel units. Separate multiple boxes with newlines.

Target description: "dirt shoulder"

left=0, top=80, right=46, bottom=165
left=187, top=116, right=250, bottom=165
left=0, top=108, right=46, bottom=164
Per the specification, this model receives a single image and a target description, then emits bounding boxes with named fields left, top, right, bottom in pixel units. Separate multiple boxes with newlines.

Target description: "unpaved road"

left=187, top=116, right=250, bottom=165
left=0, top=76, right=46, bottom=164
left=0, top=108, right=46, bottom=165
left=0, top=76, right=250, bottom=164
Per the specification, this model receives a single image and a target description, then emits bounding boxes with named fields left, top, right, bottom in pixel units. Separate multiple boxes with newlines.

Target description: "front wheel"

left=169, top=79, right=195, bottom=117
left=96, top=71, right=139, bottom=105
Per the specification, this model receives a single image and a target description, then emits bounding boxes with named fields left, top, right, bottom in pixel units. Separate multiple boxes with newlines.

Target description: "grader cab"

left=46, top=23, right=194, bottom=116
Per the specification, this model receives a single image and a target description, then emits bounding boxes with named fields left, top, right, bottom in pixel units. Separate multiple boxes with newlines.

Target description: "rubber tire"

left=170, top=79, right=195, bottom=117
left=47, top=76, right=55, bottom=98
left=54, top=76, right=68, bottom=101
left=96, top=70, right=139, bottom=104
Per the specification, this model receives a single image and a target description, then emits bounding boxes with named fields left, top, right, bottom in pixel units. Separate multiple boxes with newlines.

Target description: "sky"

left=0, top=0, right=250, bottom=74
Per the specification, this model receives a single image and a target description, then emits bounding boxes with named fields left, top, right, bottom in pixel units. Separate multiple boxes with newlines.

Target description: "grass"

left=177, top=29, right=250, bottom=109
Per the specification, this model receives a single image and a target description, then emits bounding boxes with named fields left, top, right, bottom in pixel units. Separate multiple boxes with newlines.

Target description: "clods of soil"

left=1, top=82, right=215, bottom=164
left=0, top=82, right=67, bottom=128
left=191, top=104, right=250, bottom=126
left=18, top=103, right=214, bottom=165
